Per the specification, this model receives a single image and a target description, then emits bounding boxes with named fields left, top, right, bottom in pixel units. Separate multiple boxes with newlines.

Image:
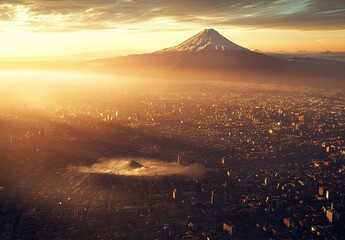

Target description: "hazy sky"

left=0, top=0, right=344, bottom=59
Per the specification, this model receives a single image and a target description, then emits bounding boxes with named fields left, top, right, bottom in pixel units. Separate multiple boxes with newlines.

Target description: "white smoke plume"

left=79, top=158, right=205, bottom=177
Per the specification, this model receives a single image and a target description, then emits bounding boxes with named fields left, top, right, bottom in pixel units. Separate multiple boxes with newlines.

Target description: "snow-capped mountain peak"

left=161, top=29, right=249, bottom=53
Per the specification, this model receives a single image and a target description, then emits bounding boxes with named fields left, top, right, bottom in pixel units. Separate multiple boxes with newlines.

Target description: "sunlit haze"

left=0, top=1, right=345, bottom=60
left=78, top=158, right=205, bottom=177
left=0, top=1, right=344, bottom=239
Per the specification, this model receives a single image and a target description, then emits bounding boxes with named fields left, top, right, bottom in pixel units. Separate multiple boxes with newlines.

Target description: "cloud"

left=78, top=158, right=206, bottom=178
left=0, top=0, right=344, bottom=31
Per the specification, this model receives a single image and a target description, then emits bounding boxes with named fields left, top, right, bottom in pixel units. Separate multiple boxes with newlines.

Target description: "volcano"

left=93, top=28, right=286, bottom=72
left=90, top=29, right=345, bottom=86
left=160, top=29, right=249, bottom=53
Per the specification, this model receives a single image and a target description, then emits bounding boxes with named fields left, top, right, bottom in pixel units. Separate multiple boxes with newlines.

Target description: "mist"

left=78, top=158, right=206, bottom=178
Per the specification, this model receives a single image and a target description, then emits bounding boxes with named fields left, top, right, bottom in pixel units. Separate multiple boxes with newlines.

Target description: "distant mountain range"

left=267, top=51, right=345, bottom=63
left=89, top=29, right=345, bottom=86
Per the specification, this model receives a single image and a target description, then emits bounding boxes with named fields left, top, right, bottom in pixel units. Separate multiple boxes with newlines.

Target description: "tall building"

left=39, top=127, right=45, bottom=137
left=177, top=155, right=181, bottom=165
left=326, top=209, right=335, bottom=223
left=223, top=223, right=235, bottom=239
left=319, top=186, right=327, bottom=197
left=326, top=190, right=333, bottom=200
left=298, top=115, right=305, bottom=123
left=36, top=146, right=42, bottom=162
left=211, top=190, right=226, bottom=208
left=172, top=188, right=178, bottom=200
left=221, top=156, right=225, bottom=165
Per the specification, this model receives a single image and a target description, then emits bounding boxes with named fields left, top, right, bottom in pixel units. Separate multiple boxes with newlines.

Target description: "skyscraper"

left=211, top=190, right=226, bottom=208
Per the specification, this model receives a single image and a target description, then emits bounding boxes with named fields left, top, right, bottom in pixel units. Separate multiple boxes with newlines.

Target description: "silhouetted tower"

left=211, top=190, right=226, bottom=208
left=10, top=133, right=14, bottom=143
left=177, top=155, right=181, bottom=165
left=39, top=127, right=45, bottom=137
left=36, top=145, right=42, bottom=162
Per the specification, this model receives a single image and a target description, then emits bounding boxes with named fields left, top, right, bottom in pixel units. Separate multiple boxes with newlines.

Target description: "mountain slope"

left=89, top=29, right=345, bottom=85
left=160, top=29, right=249, bottom=52
left=94, top=29, right=286, bottom=72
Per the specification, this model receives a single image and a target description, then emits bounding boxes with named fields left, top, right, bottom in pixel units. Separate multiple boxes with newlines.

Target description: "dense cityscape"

left=0, top=80, right=344, bottom=239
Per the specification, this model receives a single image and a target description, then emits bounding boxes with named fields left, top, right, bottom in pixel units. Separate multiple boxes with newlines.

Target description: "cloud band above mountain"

left=0, top=0, right=344, bottom=31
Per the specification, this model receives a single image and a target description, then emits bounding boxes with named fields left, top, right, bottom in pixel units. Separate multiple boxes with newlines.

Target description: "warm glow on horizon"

left=0, top=27, right=345, bottom=60
left=0, top=1, right=344, bottom=61
left=0, top=3, right=344, bottom=240
left=0, top=26, right=344, bottom=60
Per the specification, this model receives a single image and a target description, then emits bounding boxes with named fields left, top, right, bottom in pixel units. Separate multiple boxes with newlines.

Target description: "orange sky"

left=0, top=1, right=344, bottom=60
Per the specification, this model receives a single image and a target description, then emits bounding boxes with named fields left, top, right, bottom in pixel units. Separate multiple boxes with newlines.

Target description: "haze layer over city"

left=0, top=1, right=344, bottom=239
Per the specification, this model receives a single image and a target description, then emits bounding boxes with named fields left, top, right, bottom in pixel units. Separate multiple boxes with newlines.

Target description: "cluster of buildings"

left=0, top=84, right=344, bottom=239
